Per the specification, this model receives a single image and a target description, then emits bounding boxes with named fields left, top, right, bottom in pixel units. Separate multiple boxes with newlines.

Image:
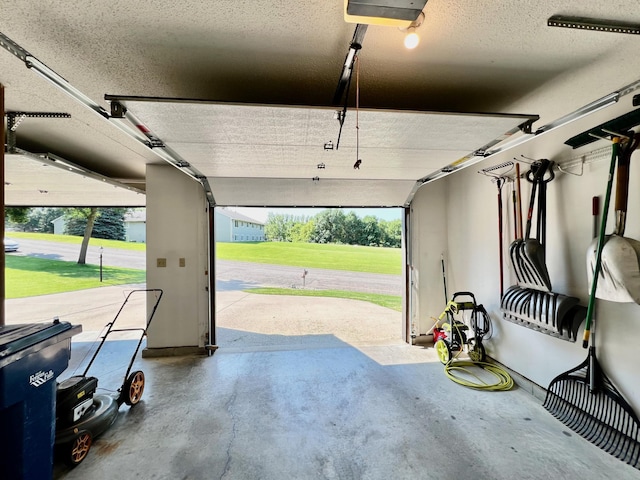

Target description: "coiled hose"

left=444, top=359, right=514, bottom=391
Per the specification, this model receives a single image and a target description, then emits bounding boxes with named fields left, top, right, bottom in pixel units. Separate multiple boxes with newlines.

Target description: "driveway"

left=5, top=240, right=405, bottom=377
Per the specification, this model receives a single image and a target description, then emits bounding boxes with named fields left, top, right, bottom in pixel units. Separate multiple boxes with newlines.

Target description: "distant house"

left=51, top=215, right=66, bottom=235
left=52, top=209, right=263, bottom=243
left=124, top=210, right=146, bottom=242
left=214, top=208, right=265, bottom=242
left=51, top=211, right=146, bottom=242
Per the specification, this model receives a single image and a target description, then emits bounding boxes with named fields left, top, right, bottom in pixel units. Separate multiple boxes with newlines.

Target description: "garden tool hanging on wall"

left=587, top=131, right=640, bottom=303
left=509, top=159, right=554, bottom=291
left=544, top=137, right=640, bottom=470
left=478, top=161, right=514, bottom=297
left=501, top=158, right=584, bottom=341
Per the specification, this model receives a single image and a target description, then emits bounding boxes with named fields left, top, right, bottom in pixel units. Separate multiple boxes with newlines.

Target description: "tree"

left=265, top=213, right=289, bottom=242
left=65, top=208, right=126, bottom=240
left=380, top=219, right=402, bottom=248
left=263, top=209, right=401, bottom=248
left=361, top=215, right=382, bottom=246
left=265, top=213, right=309, bottom=242
left=24, top=207, right=64, bottom=233
left=5, top=207, right=30, bottom=228
left=91, top=209, right=126, bottom=241
left=65, top=208, right=97, bottom=237
left=290, top=219, right=315, bottom=243
left=312, top=209, right=347, bottom=244
left=343, top=212, right=363, bottom=245
left=70, top=207, right=99, bottom=264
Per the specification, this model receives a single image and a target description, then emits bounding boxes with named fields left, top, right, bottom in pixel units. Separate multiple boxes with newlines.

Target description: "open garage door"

left=214, top=206, right=406, bottom=349
left=107, top=96, right=536, bottom=350
left=4, top=150, right=145, bottom=207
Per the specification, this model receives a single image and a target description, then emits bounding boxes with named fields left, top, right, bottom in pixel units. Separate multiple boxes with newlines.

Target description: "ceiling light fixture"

left=401, top=12, right=425, bottom=49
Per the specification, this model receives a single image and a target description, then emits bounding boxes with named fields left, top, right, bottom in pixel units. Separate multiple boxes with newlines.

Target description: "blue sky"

left=226, top=207, right=402, bottom=223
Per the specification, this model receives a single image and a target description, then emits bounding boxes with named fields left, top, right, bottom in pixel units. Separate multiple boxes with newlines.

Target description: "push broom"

left=543, top=137, right=640, bottom=470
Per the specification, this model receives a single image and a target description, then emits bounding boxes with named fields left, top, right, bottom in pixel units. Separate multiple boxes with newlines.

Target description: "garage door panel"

left=117, top=98, right=535, bottom=206
left=172, top=142, right=469, bottom=180
left=210, top=177, right=416, bottom=207
left=5, top=152, right=145, bottom=207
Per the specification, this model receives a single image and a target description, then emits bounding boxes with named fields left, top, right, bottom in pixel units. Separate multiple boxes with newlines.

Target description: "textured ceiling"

left=1, top=1, right=640, bottom=206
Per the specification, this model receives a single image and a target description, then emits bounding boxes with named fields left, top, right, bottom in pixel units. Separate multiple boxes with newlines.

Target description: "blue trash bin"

left=0, top=319, right=81, bottom=480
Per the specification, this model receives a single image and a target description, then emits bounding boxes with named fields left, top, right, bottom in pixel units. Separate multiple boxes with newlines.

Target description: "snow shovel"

left=509, top=159, right=553, bottom=291
left=544, top=138, right=640, bottom=470
left=587, top=132, right=640, bottom=304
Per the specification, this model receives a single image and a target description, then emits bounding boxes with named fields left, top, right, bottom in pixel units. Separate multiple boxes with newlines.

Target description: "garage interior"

left=2, top=1, right=640, bottom=479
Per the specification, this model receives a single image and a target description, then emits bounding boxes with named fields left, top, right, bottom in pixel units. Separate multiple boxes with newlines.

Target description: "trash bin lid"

left=0, top=320, right=76, bottom=358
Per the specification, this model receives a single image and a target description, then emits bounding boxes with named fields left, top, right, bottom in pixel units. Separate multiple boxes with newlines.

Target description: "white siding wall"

left=125, top=221, right=146, bottom=242
left=214, top=210, right=232, bottom=242
left=231, top=220, right=264, bottom=242
left=52, top=217, right=66, bottom=235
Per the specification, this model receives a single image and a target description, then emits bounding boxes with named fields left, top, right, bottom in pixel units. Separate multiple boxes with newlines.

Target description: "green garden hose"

left=443, top=360, right=514, bottom=391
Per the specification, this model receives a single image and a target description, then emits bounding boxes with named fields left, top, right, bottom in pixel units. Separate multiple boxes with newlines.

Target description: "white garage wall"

left=145, top=165, right=210, bottom=353
left=409, top=180, right=449, bottom=337
left=412, top=146, right=640, bottom=413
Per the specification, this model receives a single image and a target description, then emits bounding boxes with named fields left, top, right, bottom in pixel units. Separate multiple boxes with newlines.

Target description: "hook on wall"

left=556, top=158, right=584, bottom=176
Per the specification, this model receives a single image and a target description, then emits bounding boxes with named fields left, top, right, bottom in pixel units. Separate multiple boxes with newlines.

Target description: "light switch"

left=179, top=258, right=186, bottom=267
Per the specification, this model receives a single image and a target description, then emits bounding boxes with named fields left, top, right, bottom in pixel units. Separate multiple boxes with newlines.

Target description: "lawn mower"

left=54, top=289, right=163, bottom=467
left=432, top=291, right=491, bottom=364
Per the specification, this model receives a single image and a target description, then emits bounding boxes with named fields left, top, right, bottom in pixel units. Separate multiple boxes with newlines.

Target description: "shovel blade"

left=587, top=235, right=640, bottom=304
left=522, top=239, right=552, bottom=290
left=508, top=238, right=551, bottom=291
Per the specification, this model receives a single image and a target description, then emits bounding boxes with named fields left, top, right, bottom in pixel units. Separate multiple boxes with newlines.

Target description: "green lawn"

left=5, top=255, right=145, bottom=298
left=4, top=236, right=401, bottom=309
left=217, top=242, right=401, bottom=275
left=7, top=232, right=146, bottom=251
left=246, top=287, right=402, bottom=311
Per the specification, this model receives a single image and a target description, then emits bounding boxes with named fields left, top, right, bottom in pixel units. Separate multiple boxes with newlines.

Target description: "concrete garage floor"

left=6, top=286, right=640, bottom=480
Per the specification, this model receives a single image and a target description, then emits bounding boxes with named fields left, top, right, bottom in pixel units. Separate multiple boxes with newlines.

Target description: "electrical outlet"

left=179, top=258, right=185, bottom=267
left=157, top=258, right=167, bottom=268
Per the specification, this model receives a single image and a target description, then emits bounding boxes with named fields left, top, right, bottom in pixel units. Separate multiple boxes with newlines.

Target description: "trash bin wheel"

left=66, top=430, right=92, bottom=466
left=123, top=370, right=145, bottom=406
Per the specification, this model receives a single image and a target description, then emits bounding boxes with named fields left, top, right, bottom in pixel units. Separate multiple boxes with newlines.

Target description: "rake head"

left=543, top=348, right=640, bottom=470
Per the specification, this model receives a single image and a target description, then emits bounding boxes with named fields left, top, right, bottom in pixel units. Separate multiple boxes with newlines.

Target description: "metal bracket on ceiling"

left=109, top=100, right=165, bottom=148
left=110, top=101, right=127, bottom=119
left=518, top=120, right=534, bottom=135
left=0, top=31, right=30, bottom=62
left=548, top=15, right=640, bottom=35
left=5, top=111, right=71, bottom=152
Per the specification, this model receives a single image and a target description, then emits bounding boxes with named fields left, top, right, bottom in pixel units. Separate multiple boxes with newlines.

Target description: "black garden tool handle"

left=536, top=162, right=554, bottom=247
left=524, top=159, right=552, bottom=240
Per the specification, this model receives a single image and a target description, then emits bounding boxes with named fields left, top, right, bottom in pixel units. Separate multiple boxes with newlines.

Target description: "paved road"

left=11, top=238, right=146, bottom=269
left=10, top=239, right=402, bottom=295
left=216, top=260, right=402, bottom=295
